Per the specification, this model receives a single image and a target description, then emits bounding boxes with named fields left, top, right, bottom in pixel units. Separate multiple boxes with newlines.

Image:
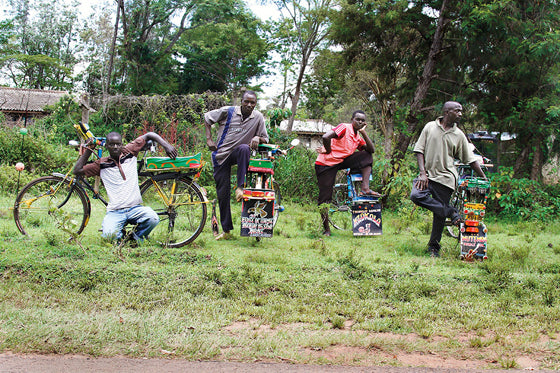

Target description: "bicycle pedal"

left=276, top=205, right=285, bottom=212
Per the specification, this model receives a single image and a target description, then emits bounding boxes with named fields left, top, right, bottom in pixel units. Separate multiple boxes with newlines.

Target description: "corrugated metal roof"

left=0, top=87, right=69, bottom=112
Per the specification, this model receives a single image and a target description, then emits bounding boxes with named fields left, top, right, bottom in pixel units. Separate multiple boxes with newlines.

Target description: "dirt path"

left=0, top=353, right=548, bottom=373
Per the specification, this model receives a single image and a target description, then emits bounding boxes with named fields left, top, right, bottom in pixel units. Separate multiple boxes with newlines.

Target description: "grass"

left=0, top=193, right=559, bottom=369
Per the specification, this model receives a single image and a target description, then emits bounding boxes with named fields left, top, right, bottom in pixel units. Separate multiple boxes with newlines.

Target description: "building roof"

left=279, top=119, right=333, bottom=134
left=0, top=87, right=69, bottom=113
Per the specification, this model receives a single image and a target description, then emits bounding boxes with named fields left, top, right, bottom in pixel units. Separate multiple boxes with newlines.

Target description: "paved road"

left=0, top=353, right=548, bottom=373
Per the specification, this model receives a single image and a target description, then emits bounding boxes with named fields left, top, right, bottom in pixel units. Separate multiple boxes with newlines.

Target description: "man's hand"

left=163, top=144, right=177, bottom=159
left=415, top=171, right=429, bottom=191
left=316, top=146, right=327, bottom=154
left=207, top=138, right=217, bottom=151
left=250, top=136, right=260, bottom=150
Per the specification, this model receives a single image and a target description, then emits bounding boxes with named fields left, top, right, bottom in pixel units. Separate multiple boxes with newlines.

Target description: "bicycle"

left=13, top=123, right=208, bottom=248
left=240, top=139, right=299, bottom=238
left=328, top=169, right=382, bottom=234
left=445, top=162, right=492, bottom=239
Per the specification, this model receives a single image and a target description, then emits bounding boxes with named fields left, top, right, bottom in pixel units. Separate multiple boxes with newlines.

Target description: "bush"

left=488, top=167, right=560, bottom=221
left=0, top=127, right=77, bottom=176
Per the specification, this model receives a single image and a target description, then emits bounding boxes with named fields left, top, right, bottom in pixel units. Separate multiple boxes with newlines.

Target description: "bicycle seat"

left=248, top=159, right=274, bottom=174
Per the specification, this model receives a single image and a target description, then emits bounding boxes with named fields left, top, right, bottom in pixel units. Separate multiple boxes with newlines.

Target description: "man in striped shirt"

left=74, top=131, right=177, bottom=244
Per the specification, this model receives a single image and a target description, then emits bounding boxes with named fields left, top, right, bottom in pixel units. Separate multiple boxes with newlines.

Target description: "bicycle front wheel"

left=140, top=175, right=207, bottom=248
left=13, top=175, right=90, bottom=239
left=328, top=184, right=352, bottom=230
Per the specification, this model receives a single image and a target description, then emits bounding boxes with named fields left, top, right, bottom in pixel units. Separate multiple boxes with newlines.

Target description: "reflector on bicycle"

left=145, top=153, right=202, bottom=170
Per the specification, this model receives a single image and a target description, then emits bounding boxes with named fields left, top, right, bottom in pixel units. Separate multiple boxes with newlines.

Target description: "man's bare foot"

left=360, top=189, right=381, bottom=197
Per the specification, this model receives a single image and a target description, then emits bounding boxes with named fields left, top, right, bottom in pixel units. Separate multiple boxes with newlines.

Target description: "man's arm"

left=358, top=127, right=375, bottom=153
left=469, top=161, right=487, bottom=180
left=73, top=138, right=95, bottom=177
left=414, top=152, right=429, bottom=191
left=204, top=120, right=217, bottom=151
left=142, top=132, right=177, bottom=159
left=317, top=130, right=337, bottom=154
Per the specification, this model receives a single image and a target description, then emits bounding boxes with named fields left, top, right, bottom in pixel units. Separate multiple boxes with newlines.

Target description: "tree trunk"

left=388, top=0, right=450, bottom=180
left=286, top=58, right=308, bottom=133
left=530, top=137, right=543, bottom=181
left=105, top=0, right=121, bottom=100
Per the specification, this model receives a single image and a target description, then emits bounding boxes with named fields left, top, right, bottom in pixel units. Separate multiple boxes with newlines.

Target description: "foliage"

left=0, top=126, right=76, bottom=175
left=274, top=145, right=318, bottom=204
left=88, top=92, right=228, bottom=153
left=489, top=167, right=560, bottom=221
left=265, top=107, right=292, bottom=127
left=176, top=0, right=271, bottom=95
left=1, top=0, right=80, bottom=89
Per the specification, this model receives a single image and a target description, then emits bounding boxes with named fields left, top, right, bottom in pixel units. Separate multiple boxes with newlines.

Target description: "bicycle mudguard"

left=145, top=153, right=202, bottom=170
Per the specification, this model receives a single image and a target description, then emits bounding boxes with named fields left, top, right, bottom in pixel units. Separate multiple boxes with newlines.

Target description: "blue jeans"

left=102, top=205, right=159, bottom=241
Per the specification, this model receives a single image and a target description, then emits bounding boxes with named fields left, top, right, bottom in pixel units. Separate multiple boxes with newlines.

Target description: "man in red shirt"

left=315, top=110, right=377, bottom=236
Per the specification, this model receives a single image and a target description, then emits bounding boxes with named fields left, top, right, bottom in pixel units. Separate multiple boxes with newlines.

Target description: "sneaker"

left=235, top=187, right=244, bottom=202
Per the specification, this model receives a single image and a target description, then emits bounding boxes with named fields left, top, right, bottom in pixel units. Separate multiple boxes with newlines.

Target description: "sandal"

left=359, top=190, right=382, bottom=197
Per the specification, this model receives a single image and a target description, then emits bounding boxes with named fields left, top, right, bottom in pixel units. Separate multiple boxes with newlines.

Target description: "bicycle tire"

left=446, top=191, right=463, bottom=239
left=140, top=175, right=207, bottom=248
left=272, top=181, right=281, bottom=227
left=328, top=184, right=352, bottom=230
left=13, top=175, right=90, bottom=239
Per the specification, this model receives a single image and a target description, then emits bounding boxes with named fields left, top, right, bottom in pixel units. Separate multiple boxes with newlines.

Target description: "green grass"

left=1, top=193, right=559, bottom=369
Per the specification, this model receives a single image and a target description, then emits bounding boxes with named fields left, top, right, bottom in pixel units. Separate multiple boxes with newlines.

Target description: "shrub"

left=488, top=167, right=560, bottom=221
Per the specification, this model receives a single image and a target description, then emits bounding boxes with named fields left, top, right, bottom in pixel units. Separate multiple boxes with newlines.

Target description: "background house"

left=279, top=119, right=333, bottom=149
left=0, top=87, right=69, bottom=127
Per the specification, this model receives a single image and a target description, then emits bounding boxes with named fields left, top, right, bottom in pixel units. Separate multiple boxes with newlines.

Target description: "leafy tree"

left=458, top=0, right=560, bottom=180
left=1, top=0, right=80, bottom=90
left=176, top=0, right=271, bottom=96
left=273, top=0, right=332, bottom=132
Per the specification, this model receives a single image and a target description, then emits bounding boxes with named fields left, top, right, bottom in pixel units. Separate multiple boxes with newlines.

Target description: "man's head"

left=351, top=110, right=367, bottom=131
left=241, top=91, right=258, bottom=117
left=105, top=132, right=123, bottom=160
left=442, top=101, right=463, bottom=126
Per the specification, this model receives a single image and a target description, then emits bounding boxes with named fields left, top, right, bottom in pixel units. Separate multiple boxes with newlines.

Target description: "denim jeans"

left=102, top=205, right=159, bottom=241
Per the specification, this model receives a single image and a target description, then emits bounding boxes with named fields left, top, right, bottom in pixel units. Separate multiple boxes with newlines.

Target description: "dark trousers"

left=213, top=144, right=250, bottom=232
left=315, top=151, right=373, bottom=205
left=410, top=179, right=455, bottom=247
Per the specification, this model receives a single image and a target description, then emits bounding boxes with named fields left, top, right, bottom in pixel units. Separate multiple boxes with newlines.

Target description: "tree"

left=1, top=0, right=80, bottom=90
left=176, top=0, right=271, bottom=96
left=458, top=0, right=560, bottom=180
left=273, top=0, right=332, bottom=132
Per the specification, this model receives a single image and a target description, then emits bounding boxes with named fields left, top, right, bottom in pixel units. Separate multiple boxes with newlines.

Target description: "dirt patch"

left=221, top=320, right=557, bottom=370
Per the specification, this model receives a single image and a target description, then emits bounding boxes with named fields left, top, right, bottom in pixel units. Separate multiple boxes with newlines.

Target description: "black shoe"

left=428, top=243, right=441, bottom=257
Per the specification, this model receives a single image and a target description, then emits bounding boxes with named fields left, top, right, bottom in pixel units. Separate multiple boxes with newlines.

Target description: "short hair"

left=351, top=110, right=366, bottom=119
left=242, top=90, right=258, bottom=100
left=442, top=101, right=461, bottom=113
left=106, top=132, right=122, bottom=142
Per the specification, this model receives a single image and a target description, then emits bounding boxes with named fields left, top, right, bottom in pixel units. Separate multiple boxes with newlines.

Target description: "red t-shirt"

left=315, top=122, right=366, bottom=166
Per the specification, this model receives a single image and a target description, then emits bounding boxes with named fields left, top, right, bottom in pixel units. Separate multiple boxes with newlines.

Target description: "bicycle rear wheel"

left=328, top=184, right=352, bottom=230
left=140, top=175, right=207, bottom=248
left=13, top=175, right=90, bottom=239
